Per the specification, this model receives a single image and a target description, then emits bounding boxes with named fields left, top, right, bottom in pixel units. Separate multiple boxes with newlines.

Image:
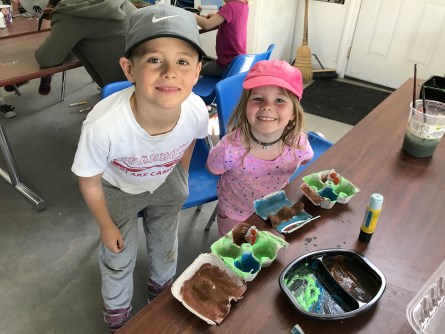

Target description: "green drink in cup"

left=402, top=100, right=445, bottom=158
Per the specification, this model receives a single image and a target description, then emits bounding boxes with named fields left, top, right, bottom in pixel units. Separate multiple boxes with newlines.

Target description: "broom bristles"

left=294, top=45, right=313, bottom=83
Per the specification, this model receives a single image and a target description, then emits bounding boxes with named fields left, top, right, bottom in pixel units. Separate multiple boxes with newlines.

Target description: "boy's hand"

left=78, top=175, right=125, bottom=253
left=100, top=224, right=124, bottom=254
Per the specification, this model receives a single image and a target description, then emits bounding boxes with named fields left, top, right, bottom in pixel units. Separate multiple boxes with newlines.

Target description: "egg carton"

left=300, top=169, right=360, bottom=209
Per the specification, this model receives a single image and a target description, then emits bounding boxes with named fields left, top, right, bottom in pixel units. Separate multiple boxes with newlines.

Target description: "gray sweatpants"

left=99, top=164, right=188, bottom=310
left=201, top=59, right=226, bottom=77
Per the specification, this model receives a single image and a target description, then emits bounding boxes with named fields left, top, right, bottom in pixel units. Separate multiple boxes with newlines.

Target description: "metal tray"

left=279, top=249, right=386, bottom=320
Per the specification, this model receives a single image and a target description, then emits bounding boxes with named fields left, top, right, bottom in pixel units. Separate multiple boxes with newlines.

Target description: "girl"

left=207, top=59, right=314, bottom=236
left=194, top=0, right=249, bottom=77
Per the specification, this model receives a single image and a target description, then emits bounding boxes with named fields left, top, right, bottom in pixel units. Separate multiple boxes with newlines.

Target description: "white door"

left=345, top=0, right=445, bottom=89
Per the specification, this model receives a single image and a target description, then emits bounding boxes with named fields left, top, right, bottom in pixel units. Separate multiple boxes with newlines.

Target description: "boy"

left=71, top=5, right=208, bottom=333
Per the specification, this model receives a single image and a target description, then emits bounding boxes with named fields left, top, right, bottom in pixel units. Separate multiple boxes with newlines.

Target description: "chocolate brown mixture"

left=231, top=222, right=253, bottom=246
left=180, top=263, right=247, bottom=324
left=327, top=261, right=374, bottom=303
left=268, top=202, right=305, bottom=227
left=300, top=183, right=323, bottom=204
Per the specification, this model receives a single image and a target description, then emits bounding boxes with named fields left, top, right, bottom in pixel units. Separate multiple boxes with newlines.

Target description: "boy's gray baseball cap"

left=125, top=4, right=205, bottom=58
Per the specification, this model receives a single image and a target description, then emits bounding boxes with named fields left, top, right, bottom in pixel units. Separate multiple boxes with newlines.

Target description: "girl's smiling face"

left=246, top=85, right=295, bottom=139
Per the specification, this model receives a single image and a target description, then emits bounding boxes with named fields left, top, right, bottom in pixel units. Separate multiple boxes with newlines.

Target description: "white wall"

left=246, top=0, right=298, bottom=61
left=198, top=30, right=218, bottom=58
left=196, top=0, right=350, bottom=70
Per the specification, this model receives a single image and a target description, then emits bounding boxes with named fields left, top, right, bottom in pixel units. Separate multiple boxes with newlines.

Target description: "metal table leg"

left=204, top=204, right=218, bottom=231
left=0, top=122, right=45, bottom=210
left=61, top=70, right=66, bottom=101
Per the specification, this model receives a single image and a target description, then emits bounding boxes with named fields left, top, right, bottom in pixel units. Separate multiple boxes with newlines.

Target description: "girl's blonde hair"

left=226, top=87, right=306, bottom=156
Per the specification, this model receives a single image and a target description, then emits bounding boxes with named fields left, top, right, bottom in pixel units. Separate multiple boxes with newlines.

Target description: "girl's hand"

left=100, top=224, right=124, bottom=254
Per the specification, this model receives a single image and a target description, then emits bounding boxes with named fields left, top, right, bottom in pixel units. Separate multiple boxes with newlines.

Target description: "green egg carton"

left=211, top=228, right=288, bottom=281
left=300, top=169, right=360, bottom=209
left=171, top=224, right=288, bottom=324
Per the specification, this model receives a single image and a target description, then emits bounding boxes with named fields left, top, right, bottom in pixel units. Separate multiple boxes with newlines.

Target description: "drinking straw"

left=422, top=84, right=427, bottom=122
left=412, top=64, right=417, bottom=110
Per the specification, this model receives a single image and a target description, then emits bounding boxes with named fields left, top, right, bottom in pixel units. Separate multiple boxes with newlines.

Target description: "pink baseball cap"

left=243, top=60, right=303, bottom=100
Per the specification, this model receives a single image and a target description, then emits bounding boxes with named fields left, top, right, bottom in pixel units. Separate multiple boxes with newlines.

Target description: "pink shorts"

left=217, top=209, right=243, bottom=237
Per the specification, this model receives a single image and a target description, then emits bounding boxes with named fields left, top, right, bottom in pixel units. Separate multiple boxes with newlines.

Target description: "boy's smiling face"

left=120, top=37, right=201, bottom=112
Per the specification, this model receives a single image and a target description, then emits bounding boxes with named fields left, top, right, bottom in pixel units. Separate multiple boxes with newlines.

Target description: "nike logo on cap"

left=152, top=14, right=178, bottom=23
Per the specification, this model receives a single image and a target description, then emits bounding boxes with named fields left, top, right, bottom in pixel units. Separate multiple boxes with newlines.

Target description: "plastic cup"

left=0, top=4, right=12, bottom=23
left=402, top=100, right=445, bottom=157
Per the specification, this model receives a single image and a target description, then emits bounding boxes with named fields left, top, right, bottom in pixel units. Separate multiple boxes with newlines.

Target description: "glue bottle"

left=359, top=193, right=383, bottom=242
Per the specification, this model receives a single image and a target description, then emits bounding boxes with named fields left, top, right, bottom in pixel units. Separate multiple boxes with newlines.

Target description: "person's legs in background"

left=2, top=74, right=53, bottom=118
left=38, top=75, right=53, bottom=95
left=200, top=59, right=226, bottom=77
left=4, top=81, right=29, bottom=94
left=3, top=75, right=53, bottom=97
left=0, top=93, right=16, bottom=118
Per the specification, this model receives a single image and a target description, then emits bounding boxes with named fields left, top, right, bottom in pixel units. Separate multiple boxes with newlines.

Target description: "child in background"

left=194, top=0, right=249, bottom=77
left=71, top=5, right=208, bottom=332
left=207, top=60, right=314, bottom=236
left=33, top=0, right=136, bottom=91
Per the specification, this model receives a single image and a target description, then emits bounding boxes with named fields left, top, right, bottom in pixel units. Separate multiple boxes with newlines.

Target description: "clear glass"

left=402, top=100, right=445, bottom=157
left=0, top=4, right=12, bottom=23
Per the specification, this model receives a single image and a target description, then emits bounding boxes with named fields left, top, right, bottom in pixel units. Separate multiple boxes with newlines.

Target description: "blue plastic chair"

left=289, top=132, right=333, bottom=181
left=193, top=44, right=275, bottom=105
left=214, top=72, right=248, bottom=138
left=214, top=72, right=333, bottom=182
left=100, top=81, right=133, bottom=100
left=184, top=138, right=219, bottom=209
left=101, top=81, right=219, bottom=228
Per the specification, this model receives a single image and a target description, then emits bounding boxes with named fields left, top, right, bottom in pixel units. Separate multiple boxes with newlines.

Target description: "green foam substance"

left=297, top=275, right=320, bottom=311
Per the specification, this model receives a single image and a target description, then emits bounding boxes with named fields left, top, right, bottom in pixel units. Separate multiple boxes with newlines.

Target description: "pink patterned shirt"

left=207, top=131, right=313, bottom=221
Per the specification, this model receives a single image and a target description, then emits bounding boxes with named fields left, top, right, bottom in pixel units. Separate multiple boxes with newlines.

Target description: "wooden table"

left=117, top=78, right=445, bottom=334
left=1, top=13, right=50, bottom=98
left=0, top=31, right=81, bottom=87
left=0, top=15, right=51, bottom=40
left=0, top=31, right=81, bottom=210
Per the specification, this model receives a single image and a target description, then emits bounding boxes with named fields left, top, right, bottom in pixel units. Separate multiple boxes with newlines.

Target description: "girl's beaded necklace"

left=249, top=128, right=282, bottom=150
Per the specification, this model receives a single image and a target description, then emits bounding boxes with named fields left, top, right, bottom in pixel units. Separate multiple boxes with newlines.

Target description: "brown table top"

left=0, top=30, right=81, bottom=87
left=0, top=15, right=51, bottom=40
left=117, top=78, right=445, bottom=334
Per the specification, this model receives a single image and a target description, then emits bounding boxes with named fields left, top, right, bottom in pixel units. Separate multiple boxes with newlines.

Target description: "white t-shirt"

left=71, top=86, right=209, bottom=194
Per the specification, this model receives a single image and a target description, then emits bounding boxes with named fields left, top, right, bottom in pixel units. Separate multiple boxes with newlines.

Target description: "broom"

left=294, top=0, right=313, bottom=83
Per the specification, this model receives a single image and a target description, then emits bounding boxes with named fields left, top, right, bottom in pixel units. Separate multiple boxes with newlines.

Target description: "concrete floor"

left=0, top=67, right=352, bottom=334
